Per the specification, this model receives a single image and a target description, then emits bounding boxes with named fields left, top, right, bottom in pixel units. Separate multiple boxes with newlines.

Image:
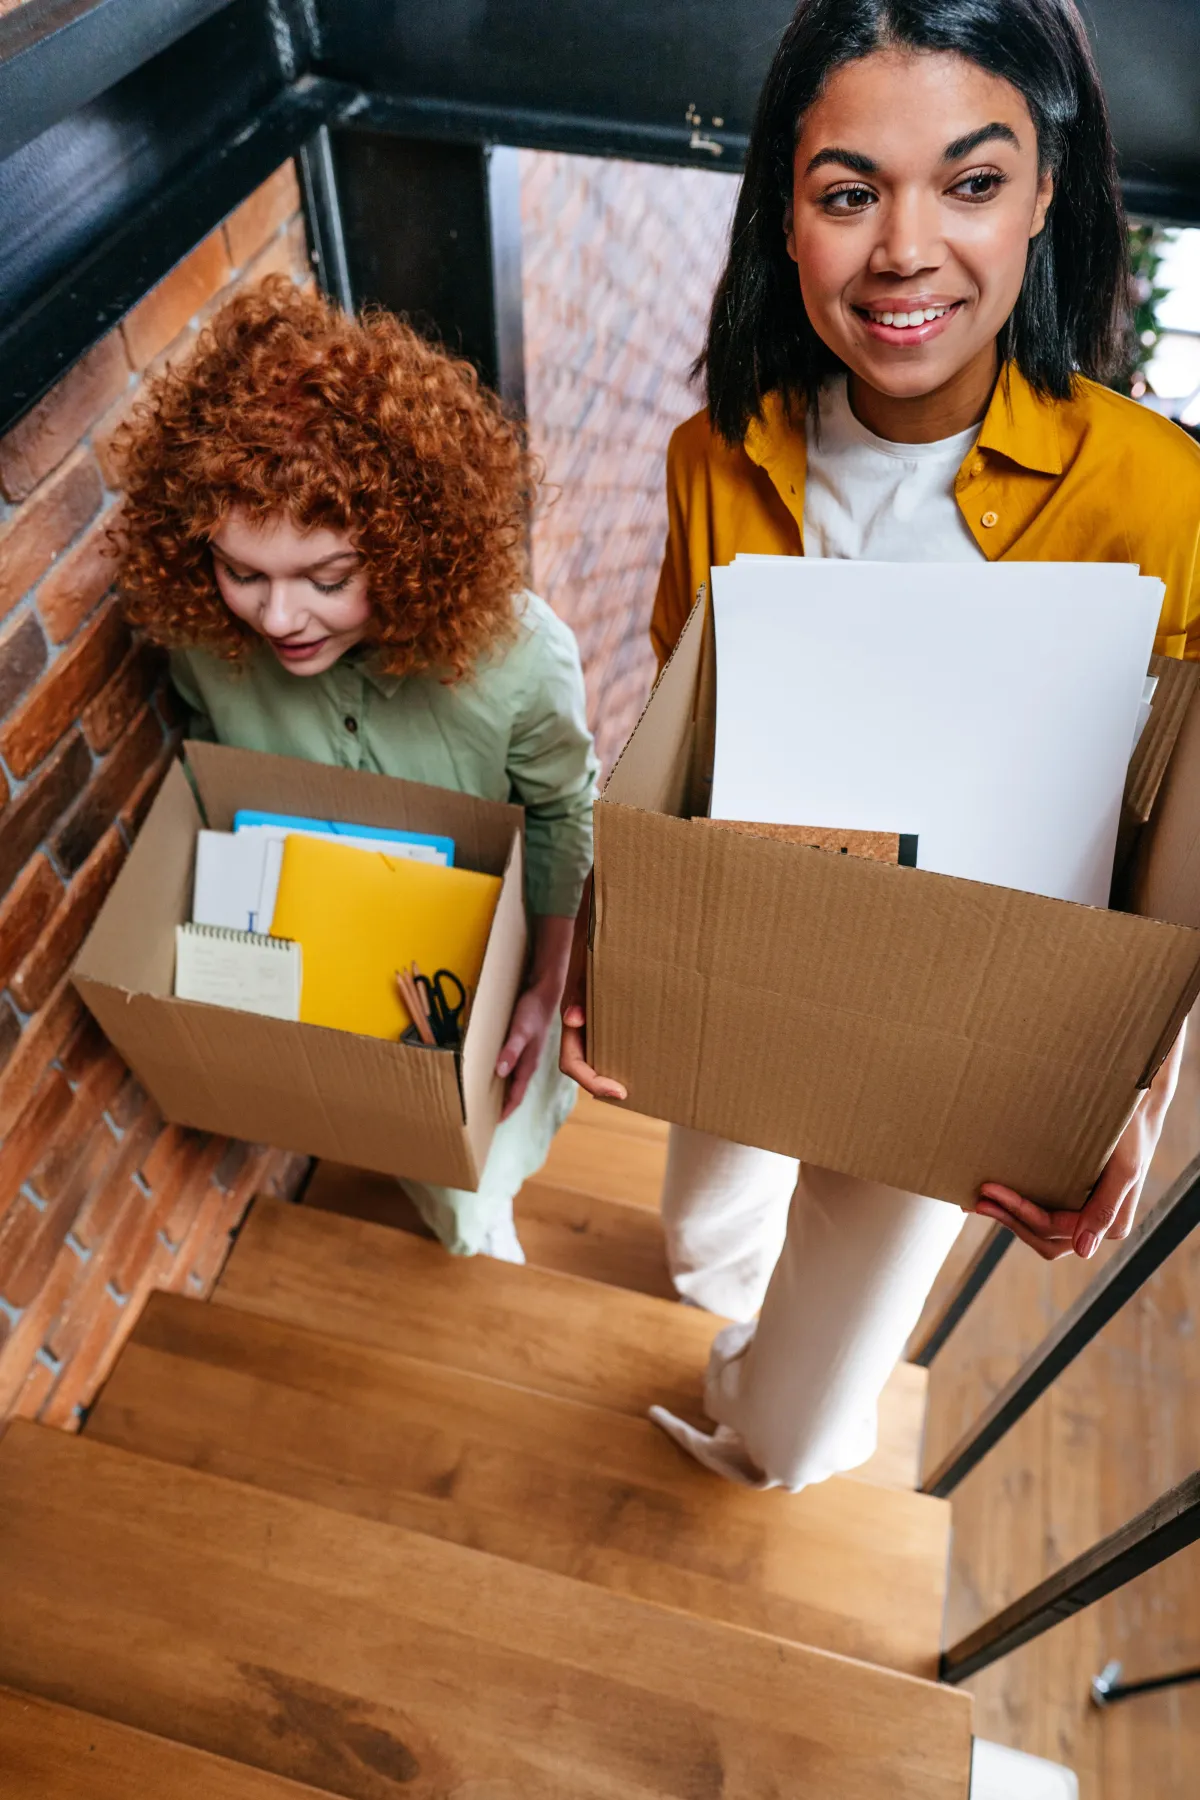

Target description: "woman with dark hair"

left=564, top=0, right=1200, bottom=1489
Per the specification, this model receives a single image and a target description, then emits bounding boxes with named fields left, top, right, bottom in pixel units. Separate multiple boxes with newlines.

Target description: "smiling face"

left=209, top=509, right=373, bottom=676
left=787, top=47, right=1054, bottom=438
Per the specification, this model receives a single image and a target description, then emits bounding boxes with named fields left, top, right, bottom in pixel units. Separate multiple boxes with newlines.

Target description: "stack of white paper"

left=710, top=557, right=1164, bottom=907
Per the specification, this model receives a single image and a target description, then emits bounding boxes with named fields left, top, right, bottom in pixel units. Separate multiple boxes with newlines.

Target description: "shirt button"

left=972, top=459, right=985, bottom=477
left=981, top=510, right=999, bottom=529
left=344, top=716, right=358, bottom=734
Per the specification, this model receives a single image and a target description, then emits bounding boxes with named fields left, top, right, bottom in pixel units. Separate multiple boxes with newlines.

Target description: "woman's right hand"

left=559, top=872, right=628, bottom=1101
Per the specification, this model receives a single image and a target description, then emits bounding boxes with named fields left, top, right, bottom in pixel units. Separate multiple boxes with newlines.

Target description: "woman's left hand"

left=977, top=1021, right=1188, bottom=1262
left=495, top=913, right=576, bottom=1122
left=496, top=975, right=560, bottom=1121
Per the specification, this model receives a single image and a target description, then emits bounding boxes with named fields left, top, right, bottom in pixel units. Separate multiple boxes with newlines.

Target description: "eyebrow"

left=804, top=122, right=1020, bottom=178
left=212, top=546, right=360, bottom=574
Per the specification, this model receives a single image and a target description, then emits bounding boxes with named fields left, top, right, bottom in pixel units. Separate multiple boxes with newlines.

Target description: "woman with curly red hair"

left=114, top=276, right=598, bottom=1262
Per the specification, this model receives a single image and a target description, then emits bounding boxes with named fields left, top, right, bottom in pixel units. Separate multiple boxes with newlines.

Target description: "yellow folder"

left=270, top=834, right=502, bottom=1041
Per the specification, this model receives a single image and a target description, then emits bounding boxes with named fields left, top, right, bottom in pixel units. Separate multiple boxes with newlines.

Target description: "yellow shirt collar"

left=745, top=363, right=1063, bottom=480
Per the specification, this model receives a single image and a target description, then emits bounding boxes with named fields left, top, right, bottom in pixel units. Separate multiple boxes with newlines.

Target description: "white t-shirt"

left=804, top=377, right=985, bottom=563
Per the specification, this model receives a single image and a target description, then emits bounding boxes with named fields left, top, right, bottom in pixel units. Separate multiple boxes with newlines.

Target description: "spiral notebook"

left=174, top=922, right=302, bottom=1021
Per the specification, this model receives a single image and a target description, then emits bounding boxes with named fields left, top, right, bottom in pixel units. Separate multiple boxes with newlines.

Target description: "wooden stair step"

left=0, top=1684, right=341, bottom=1799
left=539, top=1107, right=668, bottom=1207
left=89, top=1291, right=952, bottom=1678
left=0, top=1425, right=973, bottom=1799
left=515, top=1178, right=675, bottom=1297
left=302, top=1164, right=675, bottom=1301
left=217, top=1197, right=929, bottom=1491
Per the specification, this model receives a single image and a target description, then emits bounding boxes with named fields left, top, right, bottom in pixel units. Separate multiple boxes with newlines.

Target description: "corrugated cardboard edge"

left=459, top=827, right=528, bottom=1182
left=1125, top=653, right=1200, bottom=823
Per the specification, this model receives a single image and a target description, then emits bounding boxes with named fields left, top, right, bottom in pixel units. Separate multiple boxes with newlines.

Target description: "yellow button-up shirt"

left=651, top=367, right=1200, bottom=668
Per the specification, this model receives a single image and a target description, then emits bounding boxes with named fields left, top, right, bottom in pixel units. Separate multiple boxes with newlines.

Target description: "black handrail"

left=941, top=1471, right=1200, bottom=1684
left=923, top=1149, right=1200, bottom=1498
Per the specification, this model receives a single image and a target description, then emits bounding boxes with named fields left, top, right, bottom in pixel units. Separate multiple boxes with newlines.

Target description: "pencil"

left=395, top=969, right=435, bottom=1046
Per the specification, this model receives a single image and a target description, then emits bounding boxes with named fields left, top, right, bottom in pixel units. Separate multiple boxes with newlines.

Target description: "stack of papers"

left=193, top=811, right=454, bottom=934
left=710, top=557, right=1164, bottom=907
left=177, top=808, right=498, bottom=1040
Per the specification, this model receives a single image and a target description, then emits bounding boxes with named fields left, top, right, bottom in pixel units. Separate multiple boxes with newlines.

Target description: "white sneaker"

left=477, top=1215, right=526, bottom=1264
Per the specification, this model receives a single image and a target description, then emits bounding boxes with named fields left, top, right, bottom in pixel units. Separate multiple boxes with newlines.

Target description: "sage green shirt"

left=169, top=591, right=598, bottom=917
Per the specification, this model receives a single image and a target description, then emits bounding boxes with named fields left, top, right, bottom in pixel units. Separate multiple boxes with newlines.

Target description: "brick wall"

left=0, top=165, right=311, bottom=1432
left=519, top=150, right=739, bottom=774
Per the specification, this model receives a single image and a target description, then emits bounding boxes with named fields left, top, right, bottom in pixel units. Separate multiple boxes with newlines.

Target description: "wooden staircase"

left=0, top=1094, right=974, bottom=1797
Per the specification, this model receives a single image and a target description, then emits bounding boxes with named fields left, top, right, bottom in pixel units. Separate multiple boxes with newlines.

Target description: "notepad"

left=174, top=923, right=302, bottom=1020
left=269, top=834, right=502, bottom=1040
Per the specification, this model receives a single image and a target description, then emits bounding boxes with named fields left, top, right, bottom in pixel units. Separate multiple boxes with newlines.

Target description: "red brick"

left=121, top=230, right=233, bottom=370
left=0, top=610, right=48, bottom=718
left=91, top=393, right=133, bottom=490
left=11, top=826, right=126, bottom=1012
left=71, top=1094, right=162, bottom=1250
left=0, top=1067, right=73, bottom=1218
left=10, top=1354, right=58, bottom=1424
left=234, top=215, right=311, bottom=290
left=35, top=506, right=121, bottom=645
left=0, top=731, right=92, bottom=894
left=0, top=334, right=130, bottom=503
left=106, top=1071, right=152, bottom=1132
left=54, top=703, right=163, bottom=873
left=41, top=1278, right=127, bottom=1427
left=0, top=854, right=62, bottom=986
left=55, top=1009, right=110, bottom=1084
left=80, top=641, right=164, bottom=752
left=223, top=162, right=302, bottom=267
left=2, top=1064, right=127, bottom=1313
left=0, top=1239, right=80, bottom=1419
left=0, top=997, right=20, bottom=1073
left=0, top=974, right=86, bottom=1138
left=0, top=450, right=103, bottom=623
left=119, top=737, right=179, bottom=837
left=32, top=1045, right=126, bottom=1204
left=0, top=604, right=129, bottom=777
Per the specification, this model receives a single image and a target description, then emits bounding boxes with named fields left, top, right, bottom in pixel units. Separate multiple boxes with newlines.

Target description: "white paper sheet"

left=710, top=558, right=1164, bottom=907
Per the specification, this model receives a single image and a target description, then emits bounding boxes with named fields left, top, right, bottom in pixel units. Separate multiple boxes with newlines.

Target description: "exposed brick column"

left=519, top=150, right=738, bottom=774
left=0, top=163, right=311, bottom=1433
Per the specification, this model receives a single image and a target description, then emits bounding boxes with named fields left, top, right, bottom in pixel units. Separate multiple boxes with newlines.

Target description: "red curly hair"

left=113, top=277, right=535, bottom=679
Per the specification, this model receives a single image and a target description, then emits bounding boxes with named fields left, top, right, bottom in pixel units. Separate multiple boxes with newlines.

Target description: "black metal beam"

left=345, top=91, right=748, bottom=173
left=298, top=122, right=354, bottom=312
left=330, top=130, right=526, bottom=409
left=908, top=1223, right=1012, bottom=1369
left=0, top=61, right=354, bottom=434
left=922, top=1150, right=1200, bottom=1499
left=0, top=0, right=235, bottom=163
left=941, top=1471, right=1200, bottom=1685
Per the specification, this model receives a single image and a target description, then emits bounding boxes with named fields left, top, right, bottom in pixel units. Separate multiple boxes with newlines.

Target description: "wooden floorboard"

left=924, top=1004, right=1200, bottom=1800
left=89, top=1292, right=951, bottom=1678
left=0, top=1424, right=974, bottom=1800
left=0, top=1685, right=342, bottom=1798
left=216, top=1196, right=928, bottom=1491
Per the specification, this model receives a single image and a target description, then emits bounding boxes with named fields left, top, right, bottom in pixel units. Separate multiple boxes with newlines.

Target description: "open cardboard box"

left=589, top=593, right=1200, bottom=1210
left=74, top=742, right=527, bottom=1189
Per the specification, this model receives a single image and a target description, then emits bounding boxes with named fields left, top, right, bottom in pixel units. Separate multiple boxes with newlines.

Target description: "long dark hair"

left=702, top=0, right=1130, bottom=442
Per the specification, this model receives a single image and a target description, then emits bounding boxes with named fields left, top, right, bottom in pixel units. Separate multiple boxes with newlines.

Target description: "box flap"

left=603, top=590, right=710, bottom=817
left=460, top=828, right=528, bottom=1178
left=592, top=801, right=1200, bottom=1208
left=185, top=740, right=523, bottom=877
left=1124, top=652, right=1200, bottom=825
left=73, top=757, right=198, bottom=996
left=1131, top=680, right=1200, bottom=928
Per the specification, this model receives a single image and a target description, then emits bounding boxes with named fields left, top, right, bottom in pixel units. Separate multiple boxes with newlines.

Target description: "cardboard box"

left=74, top=742, right=527, bottom=1189
left=589, top=596, right=1200, bottom=1210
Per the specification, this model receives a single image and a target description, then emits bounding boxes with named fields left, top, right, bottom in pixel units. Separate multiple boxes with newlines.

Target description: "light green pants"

left=399, top=1013, right=575, bottom=1254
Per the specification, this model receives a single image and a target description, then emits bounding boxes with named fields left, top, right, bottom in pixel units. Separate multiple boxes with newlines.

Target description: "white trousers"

left=660, top=1125, right=967, bottom=1491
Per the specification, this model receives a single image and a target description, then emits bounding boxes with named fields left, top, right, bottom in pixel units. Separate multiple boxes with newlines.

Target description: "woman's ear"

left=1029, top=169, right=1055, bottom=240
left=784, top=198, right=799, bottom=265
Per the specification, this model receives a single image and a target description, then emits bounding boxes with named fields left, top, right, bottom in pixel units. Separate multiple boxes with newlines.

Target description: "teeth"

left=869, top=305, right=949, bottom=327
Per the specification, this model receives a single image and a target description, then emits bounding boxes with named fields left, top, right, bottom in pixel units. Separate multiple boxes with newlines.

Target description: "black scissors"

left=413, top=966, right=467, bottom=1048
